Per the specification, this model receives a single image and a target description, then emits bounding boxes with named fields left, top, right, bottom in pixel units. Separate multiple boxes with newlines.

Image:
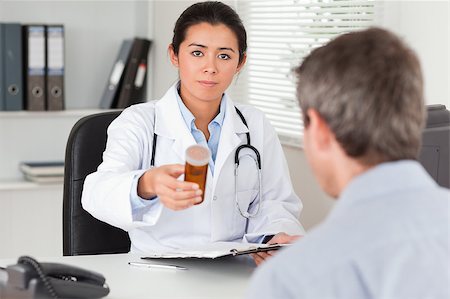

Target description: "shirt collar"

left=175, top=81, right=227, bottom=131
left=211, top=96, right=226, bottom=127
left=332, top=160, right=437, bottom=212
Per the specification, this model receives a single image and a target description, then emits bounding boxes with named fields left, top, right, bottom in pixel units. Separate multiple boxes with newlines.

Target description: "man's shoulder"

left=251, top=226, right=448, bottom=299
left=259, top=225, right=348, bottom=281
left=248, top=230, right=351, bottom=298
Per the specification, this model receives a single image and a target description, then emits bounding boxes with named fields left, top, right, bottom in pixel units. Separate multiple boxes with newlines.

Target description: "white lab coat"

left=82, top=83, right=304, bottom=253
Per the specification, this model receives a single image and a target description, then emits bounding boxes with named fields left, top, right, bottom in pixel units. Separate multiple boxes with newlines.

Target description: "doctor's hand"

left=137, top=164, right=203, bottom=210
left=251, top=232, right=302, bottom=266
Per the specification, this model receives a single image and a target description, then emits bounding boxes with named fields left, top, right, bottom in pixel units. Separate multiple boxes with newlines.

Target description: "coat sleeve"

left=243, top=112, right=305, bottom=242
left=81, top=106, right=163, bottom=232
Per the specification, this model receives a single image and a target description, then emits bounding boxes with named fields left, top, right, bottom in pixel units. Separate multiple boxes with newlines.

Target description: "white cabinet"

left=0, top=110, right=106, bottom=258
left=0, top=1, right=153, bottom=258
left=0, top=184, right=63, bottom=258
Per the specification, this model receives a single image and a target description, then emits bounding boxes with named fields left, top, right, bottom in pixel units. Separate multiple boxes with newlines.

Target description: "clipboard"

left=141, top=242, right=290, bottom=260
left=228, top=243, right=286, bottom=256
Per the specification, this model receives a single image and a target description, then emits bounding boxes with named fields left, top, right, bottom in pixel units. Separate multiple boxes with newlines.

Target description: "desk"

left=0, top=253, right=256, bottom=299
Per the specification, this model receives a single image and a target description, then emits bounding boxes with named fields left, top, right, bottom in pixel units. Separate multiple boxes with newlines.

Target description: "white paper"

left=110, top=61, right=125, bottom=85
left=28, top=30, right=45, bottom=69
left=134, top=63, right=146, bottom=87
left=47, top=32, right=64, bottom=69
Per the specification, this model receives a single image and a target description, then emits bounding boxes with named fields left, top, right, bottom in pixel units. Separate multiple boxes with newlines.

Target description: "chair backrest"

left=418, top=104, right=450, bottom=188
left=63, top=111, right=131, bottom=256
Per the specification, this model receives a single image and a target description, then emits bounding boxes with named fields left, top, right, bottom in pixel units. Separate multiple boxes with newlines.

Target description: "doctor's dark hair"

left=171, top=1, right=247, bottom=65
left=295, top=27, right=425, bottom=165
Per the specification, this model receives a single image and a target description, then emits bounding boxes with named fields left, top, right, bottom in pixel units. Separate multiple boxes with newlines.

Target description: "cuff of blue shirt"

left=130, top=171, right=157, bottom=210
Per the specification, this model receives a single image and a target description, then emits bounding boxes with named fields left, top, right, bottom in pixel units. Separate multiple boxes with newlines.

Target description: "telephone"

left=0, top=255, right=109, bottom=299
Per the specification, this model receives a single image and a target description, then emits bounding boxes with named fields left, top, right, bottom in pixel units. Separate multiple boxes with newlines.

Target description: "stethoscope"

left=149, top=106, right=262, bottom=218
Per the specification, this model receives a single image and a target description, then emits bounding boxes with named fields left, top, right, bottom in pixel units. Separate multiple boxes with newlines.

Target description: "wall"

left=283, top=146, right=334, bottom=230
left=376, top=1, right=450, bottom=107
left=151, top=1, right=187, bottom=99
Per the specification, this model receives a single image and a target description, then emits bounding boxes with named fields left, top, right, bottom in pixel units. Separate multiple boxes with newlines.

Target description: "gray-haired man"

left=247, top=27, right=449, bottom=299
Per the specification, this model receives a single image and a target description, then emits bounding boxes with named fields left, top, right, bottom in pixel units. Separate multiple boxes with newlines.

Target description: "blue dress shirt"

left=175, top=89, right=226, bottom=176
left=246, top=160, right=450, bottom=299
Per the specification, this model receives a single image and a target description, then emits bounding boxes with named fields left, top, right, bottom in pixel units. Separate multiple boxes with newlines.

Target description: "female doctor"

left=82, top=1, right=304, bottom=265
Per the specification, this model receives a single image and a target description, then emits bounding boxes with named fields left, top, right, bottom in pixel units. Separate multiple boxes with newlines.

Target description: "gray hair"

left=295, top=27, right=425, bottom=165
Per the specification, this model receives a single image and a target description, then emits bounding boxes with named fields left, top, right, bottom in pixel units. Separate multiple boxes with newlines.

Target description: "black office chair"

left=418, top=104, right=450, bottom=188
left=63, top=111, right=131, bottom=256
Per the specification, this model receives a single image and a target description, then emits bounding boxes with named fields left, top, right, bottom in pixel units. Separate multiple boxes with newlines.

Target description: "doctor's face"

left=169, top=22, right=245, bottom=105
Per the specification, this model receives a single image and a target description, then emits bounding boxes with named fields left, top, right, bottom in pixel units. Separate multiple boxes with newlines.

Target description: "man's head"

left=295, top=27, right=425, bottom=197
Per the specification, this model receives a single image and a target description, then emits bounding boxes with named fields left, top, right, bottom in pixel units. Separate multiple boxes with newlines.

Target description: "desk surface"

left=0, top=253, right=256, bottom=299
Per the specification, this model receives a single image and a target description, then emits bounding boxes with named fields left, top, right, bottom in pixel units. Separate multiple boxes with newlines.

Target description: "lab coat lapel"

left=154, top=85, right=196, bottom=162
left=212, top=97, right=249, bottom=192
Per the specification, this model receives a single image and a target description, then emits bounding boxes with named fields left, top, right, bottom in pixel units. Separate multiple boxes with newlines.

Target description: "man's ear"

left=168, top=44, right=179, bottom=68
left=307, top=108, right=333, bottom=151
left=236, top=52, right=247, bottom=73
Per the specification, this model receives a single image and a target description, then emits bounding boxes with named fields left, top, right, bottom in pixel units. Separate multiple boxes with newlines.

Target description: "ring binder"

left=23, top=24, right=46, bottom=111
left=116, top=38, right=151, bottom=108
left=46, top=25, right=65, bottom=110
left=99, top=39, right=133, bottom=109
left=1, top=23, right=24, bottom=111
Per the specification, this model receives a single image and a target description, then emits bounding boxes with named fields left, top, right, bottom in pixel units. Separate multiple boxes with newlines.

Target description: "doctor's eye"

left=218, top=53, right=230, bottom=60
left=191, top=50, right=203, bottom=57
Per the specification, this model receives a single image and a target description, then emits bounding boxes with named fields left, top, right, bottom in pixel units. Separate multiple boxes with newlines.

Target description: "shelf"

left=0, top=179, right=62, bottom=191
left=0, top=109, right=121, bottom=119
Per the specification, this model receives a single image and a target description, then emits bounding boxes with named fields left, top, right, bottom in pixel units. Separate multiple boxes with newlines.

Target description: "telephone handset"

left=0, top=255, right=109, bottom=299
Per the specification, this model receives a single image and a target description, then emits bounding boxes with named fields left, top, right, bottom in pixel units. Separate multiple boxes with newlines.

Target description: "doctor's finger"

left=251, top=253, right=265, bottom=266
left=255, top=251, right=271, bottom=260
left=157, top=190, right=192, bottom=210
left=172, top=189, right=202, bottom=201
left=159, top=197, right=188, bottom=211
left=161, top=184, right=194, bottom=199
left=151, top=174, right=195, bottom=194
left=268, top=250, right=276, bottom=256
left=162, top=196, right=199, bottom=210
left=159, top=186, right=201, bottom=205
left=164, top=164, right=185, bottom=177
left=168, top=179, right=200, bottom=191
left=270, top=233, right=301, bottom=245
